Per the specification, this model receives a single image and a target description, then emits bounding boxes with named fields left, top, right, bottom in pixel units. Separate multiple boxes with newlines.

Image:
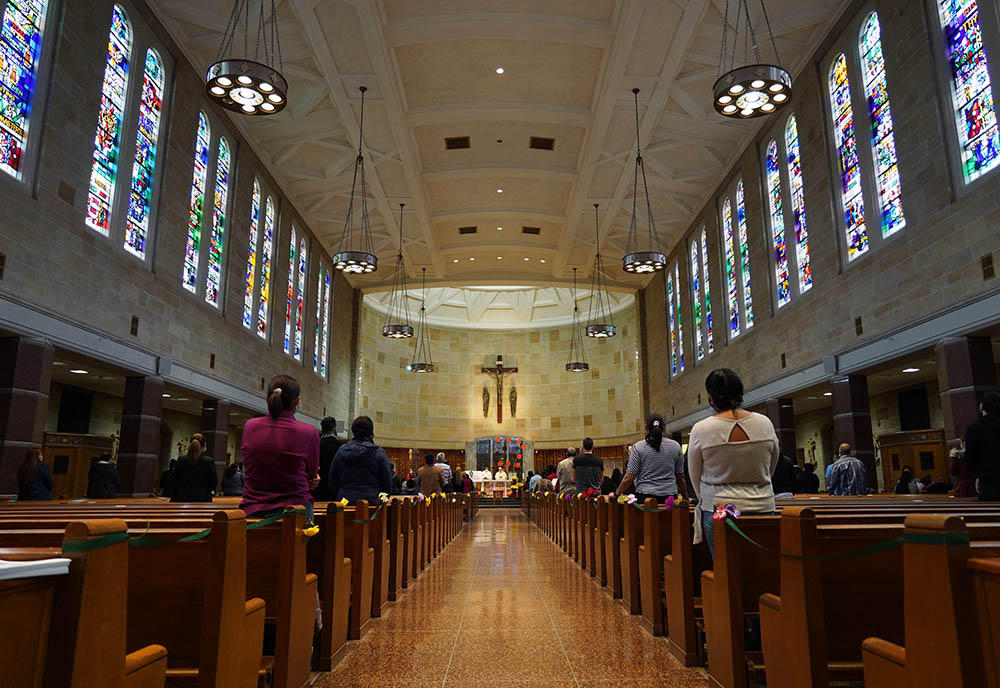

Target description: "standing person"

left=687, top=369, right=779, bottom=558
left=17, top=448, right=53, bottom=501
left=557, top=448, right=577, bottom=495
left=826, top=443, right=868, bottom=496
left=220, top=463, right=245, bottom=496
left=417, top=452, right=445, bottom=496
left=614, top=416, right=687, bottom=505
left=158, top=459, right=177, bottom=498
left=435, top=453, right=454, bottom=492
left=461, top=472, right=474, bottom=494
left=86, top=452, right=119, bottom=499
left=495, top=465, right=509, bottom=482
left=825, top=449, right=840, bottom=485
left=391, top=465, right=403, bottom=495
left=894, top=466, right=919, bottom=495
left=240, top=375, right=320, bottom=519
left=573, top=438, right=604, bottom=492
left=314, top=416, right=342, bottom=502
left=328, top=415, right=392, bottom=505
left=950, top=445, right=976, bottom=497
left=771, top=453, right=798, bottom=497
left=965, top=391, right=1000, bottom=500
left=797, top=464, right=820, bottom=494
left=171, top=438, right=218, bottom=502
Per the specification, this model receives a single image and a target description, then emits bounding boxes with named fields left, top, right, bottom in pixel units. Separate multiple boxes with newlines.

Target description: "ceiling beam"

left=385, top=12, right=613, bottom=49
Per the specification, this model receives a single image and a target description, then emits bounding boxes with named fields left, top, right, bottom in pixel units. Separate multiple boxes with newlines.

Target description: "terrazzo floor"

left=313, top=508, right=709, bottom=687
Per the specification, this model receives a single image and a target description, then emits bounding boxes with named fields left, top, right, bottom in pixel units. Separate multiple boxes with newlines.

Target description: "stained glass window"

left=691, top=241, right=703, bottom=361
left=675, top=263, right=684, bottom=373
left=937, top=0, right=999, bottom=183
left=765, top=141, right=791, bottom=307
left=314, top=266, right=323, bottom=373
left=667, top=271, right=677, bottom=377
left=736, top=181, right=753, bottom=329
left=123, top=48, right=163, bottom=259
left=722, top=198, right=739, bottom=338
left=784, top=116, right=812, bottom=293
left=701, top=229, right=714, bottom=354
left=283, top=227, right=296, bottom=355
left=242, top=179, right=261, bottom=328
left=182, top=112, right=210, bottom=293
left=320, top=271, right=331, bottom=378
left=830, top=53, right=870, bottom=260
left=204, top=137, right=229, bottom=307
left=256, top=196, right=275, bottom=338
left=0, top=0, right=50, bottom=179
left=85, top=5, right=131, bottom=236
left=860, top=13, right=905, bottom=236
left=293, top=236, right=307, bottom=361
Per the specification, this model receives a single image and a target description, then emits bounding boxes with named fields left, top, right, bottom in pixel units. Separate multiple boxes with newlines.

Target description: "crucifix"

left=481, top=354, right=517, bottom=423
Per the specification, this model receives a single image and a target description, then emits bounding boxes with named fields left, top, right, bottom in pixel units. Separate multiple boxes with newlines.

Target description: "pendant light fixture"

left=622, top=89, right=667, bottom=275
left=409, top=268, right=434, bottom=373
left=587, top=203, right=616, bottom=338
left=566, top=267, right=590, bottom=372
left=712, top=0, right=791, bottom=119
left=382, top=203, right=413, bottom=338
left=206, top=0, right=288, bottom=116
left=333, top=87, right=377, bottom=274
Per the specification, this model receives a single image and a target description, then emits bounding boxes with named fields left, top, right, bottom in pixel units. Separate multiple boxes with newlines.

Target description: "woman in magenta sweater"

left=240, top=375, right=320, bottom=521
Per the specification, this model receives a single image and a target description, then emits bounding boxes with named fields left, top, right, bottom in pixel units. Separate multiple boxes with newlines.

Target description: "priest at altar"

left=495, top=468, right=509, bottom=481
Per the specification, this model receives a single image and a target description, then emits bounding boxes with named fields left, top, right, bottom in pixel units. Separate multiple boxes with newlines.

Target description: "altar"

left=477, top=479, right=511, bottom=498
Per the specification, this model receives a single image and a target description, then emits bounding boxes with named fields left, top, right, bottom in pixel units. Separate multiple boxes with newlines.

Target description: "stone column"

left=118, top=375, right=163, bottom=495
left=201, top=398, right=231, bottom=482
left=766, top=398, right=798, bottom=462
left=936, top=336, right=997, bottom=441
left=831, top=375, right=876, bottom=489
left=0, top=337, right=54, bottom=494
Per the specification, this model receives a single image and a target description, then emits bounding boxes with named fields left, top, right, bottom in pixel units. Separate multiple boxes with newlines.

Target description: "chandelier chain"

left=758, top=0, right=781, bottom=65
left=744, top=0, right=762, bottom=65
left=729, top=0, right=742, bottom=73
left=718, top=0, right=730, bottom=79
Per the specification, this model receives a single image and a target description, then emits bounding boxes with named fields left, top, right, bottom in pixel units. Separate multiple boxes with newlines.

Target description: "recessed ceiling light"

left=497, top=226, right=503, bottom=231
left=902, top=367, right=920, bottom=373
left=496, top=188, right=503, bottom=194
left=469, top=257, right=475, bottom=261
left=453, top=258, right=459, bottom=263
left=69, top=369, right=88, bottom=374
left=176, top=398, right=188, bottom=402
left=162, top=393, right=171, bottom=398
left=823, top=392, right=832, bottom=396
left=524, top=257, right=530, bottom=261
left=496, top=67, right=504, bottom=74
left=496, top=256, right=502, bottom=260
left=540, top=259, right=546, bottom=263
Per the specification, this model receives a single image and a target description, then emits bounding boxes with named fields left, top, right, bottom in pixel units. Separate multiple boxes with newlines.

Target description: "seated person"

left=328, top=415, right=392, bottom=505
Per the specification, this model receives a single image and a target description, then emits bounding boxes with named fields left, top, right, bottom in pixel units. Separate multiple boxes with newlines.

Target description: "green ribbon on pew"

left=246, top=506, right=306, bottom=530
left=723, top=518, right=971, bottom=561
left=61, top=530, right=130, bottom=553
left=352, top=502, right=386, bottom=524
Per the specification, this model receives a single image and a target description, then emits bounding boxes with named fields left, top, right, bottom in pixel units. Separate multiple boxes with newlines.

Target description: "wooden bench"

left=637, top=499, right=672, bottom=636
left=306, top=505, right=351, bottom=671
left=620, top=501, right=643, bottom=615
left=604, top=497, right=623, bottom=600
left=341, top=501, right=375, bottom=640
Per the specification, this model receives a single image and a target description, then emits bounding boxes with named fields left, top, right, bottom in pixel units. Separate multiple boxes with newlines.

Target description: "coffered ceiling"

left=148, top=0, right=848, bottom=292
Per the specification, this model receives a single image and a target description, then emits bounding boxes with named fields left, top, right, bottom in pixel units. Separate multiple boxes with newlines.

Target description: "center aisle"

left=315, top=508, right=709, bottom=687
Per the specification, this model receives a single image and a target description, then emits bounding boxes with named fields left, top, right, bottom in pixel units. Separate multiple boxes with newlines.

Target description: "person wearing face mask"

left=614, top=414, right=687, bottom=505
left=687, top=368, right=780, bottom=559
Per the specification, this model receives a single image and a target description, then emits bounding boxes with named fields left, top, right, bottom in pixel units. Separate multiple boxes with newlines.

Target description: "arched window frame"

left=256, top=193, right=278, bottom=340
left=821, top=6, right=908, bottom=266
left=688, top=226, right=714, bottom=363
left=83, top=1, right=173, bottom=263
left=313, top=262, right=332, bottom=379
left=718, top=178, right=755, bottom=339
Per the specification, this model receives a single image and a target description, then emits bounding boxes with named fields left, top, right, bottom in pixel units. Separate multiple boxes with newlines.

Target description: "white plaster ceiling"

left=364, top=285, right=634, bottom=329
left=147, top=0, right=849, bottom=291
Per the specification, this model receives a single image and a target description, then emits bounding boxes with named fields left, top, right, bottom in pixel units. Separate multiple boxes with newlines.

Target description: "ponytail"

left=646, top=413, right=665, bottom=452
left=266, top=374, right=301, bottom=420
left=186, top=439, right=202, bottom=465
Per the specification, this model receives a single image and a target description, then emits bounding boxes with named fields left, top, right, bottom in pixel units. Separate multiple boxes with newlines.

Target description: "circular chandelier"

left=713, top=0, right=791, bottom=120
left=206, top=0, right=287, bottom=116
left=622, top=89, right=667, bottom=275
left=382, top=204, right=414, bottom=339
left=566, top=268, right=589, bottom=372
left=587, top=204, right=617, bottom=338
left=408, top=268, right=435, bottom=373
left=333, top=87, right=378, bottom=274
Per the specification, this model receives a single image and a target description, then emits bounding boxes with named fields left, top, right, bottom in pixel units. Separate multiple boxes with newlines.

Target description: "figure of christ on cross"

left=482, top=354, right=517, bottom=423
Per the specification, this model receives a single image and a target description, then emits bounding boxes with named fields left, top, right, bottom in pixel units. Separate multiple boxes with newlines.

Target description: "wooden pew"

left=663, top=499, right=713, bottom=667
left=637, top=499, right=671, bottom=636
left=594, top=496, right=608, bottom=587
left=386, top=499, right=405, bottom=601
left=586, top=499, right=598, bottom=578
left=620, top=502, right=643, bottom=615
left=370, top=503, right=390, bottom=618
left=604, top=498, right=623, bottom=599
left=307, top=504, right=351, bottom=671
left=342, top=501, right=375, bottom=640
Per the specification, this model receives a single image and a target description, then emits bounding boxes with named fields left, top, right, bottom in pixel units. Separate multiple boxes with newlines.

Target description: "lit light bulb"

left=751, top=79, right=765, bottom=89
left=769, top=83, right=784, bottom=92
left=237, top=75, right=253, bottom=85
left=773, top=93, right=787, bottom=103
left=717, top=94, right=732, bottom=105
left=723, top=104, right=737, bottom=114
left=729, top=83, right=744, bottom=95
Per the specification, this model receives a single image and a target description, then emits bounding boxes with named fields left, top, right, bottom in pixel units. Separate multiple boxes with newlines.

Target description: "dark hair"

left=804, top=463, right=816, bottom=473
left=984, top=391, right=1000, bottom=415
left=351, top=416, right=374, bottom=440
left=186, top=439, right=202, bottom=465
left=225, top=463, right=238, bottom=478
left=99, top=451, right=112, bottom=462
left=424, top=452, right=435, bottom=465
left=321, top=416, right=337, bottom=433
left=705, top=368, right=744, bottom=411
left=527, top=470, right=534, bottom=478
left=611, top=467, right=622, bottom=482
left=266, top=375, right=301, bottom=420
left=583, top=437, right=594, bottom=451
left=17, top=448, right=42, bottom=488
left=646, top=413, right=665, bottom=451
left=405, top=479, right=416, bottom=489
left=899, top=465, right=914, bottom=478
left=168, top=458, right=178, bottom=469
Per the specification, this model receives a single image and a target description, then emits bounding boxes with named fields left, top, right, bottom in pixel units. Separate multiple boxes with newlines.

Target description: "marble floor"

left=314, top=508, right=709, bottom=687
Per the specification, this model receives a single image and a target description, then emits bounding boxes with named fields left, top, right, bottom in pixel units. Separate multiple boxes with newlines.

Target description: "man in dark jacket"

left=966, top=391, right=1000, bottom=500
left=771, top=453, right=798, bottom=495
left=86, top=452, right=120, bottom=499
left=328, top=416, right=392, bottom=505
left=314, top=416, right=342, bottom=501
left=797, top=463, right=820, bottom=494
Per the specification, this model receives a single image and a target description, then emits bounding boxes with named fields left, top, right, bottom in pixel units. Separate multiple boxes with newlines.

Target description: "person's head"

left=266, top=375, right=302, bottom=420
left=168, top=458, right=178, bottom=470
left=350, top=415, right=374, bottom=441
left=583, top=437, right=594, bottom=452
left=611, top=467, right=622, bottom=481
left=320, top=416, right=337, bottom=434
left=646, top=413, right=665, bottom=451
left=436, top=452, right=446, bottom=464
left=705, top=368, right=744, bottom=411
left=982, top=391, right=1000, bottom=416
left=527, top=470, right=534, bottom=478
left=838, top=442, right=852, bottom=457
left=566, top=447, right=577, bottom=458
left=899, top=466, right=914, bottom=480
left=17, top=448, right=43, bottom=487
left=225, top=463, right=238, bottom=478
left=186, top=438, right=202, bottom=464
left=405, top=478, right=416, bottom=489
left=191, top=432, right=206, bottom=451
left=99, top=451, right=112, bottom=463
left=804, top=463, right=816, bottom=474
left=424, top=452, right=435, bottom=466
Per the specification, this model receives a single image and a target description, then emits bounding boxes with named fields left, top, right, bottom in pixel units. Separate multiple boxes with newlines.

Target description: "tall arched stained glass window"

left=314, top=266, right=324, bottom=373
left=674, top=263, right=684, bottom=374
left=293, top=236, right=307, bottom=361
left=123, top=48, right=164, bottom=259
left=0, top=0, right=50, bottom=180
left=736, top=181, right=753, bottom=328
left=830, top=53, right=870, bottom=260
left=85, top=5, right=132, bottom=236
left=765, top=141, right=791, bottom=307
left=937, top=0, right=999, bottom=183
left=320, top=271, right=331, bottom=378
left=690, top=241, right=703, bottom=361
left=860, top=13, right=905, bottom=236
left=204, top=137, right=230, bottom=307
left=784, top=116, right=812, bottom=293
left=242, top=180, right=261, bottom=328
left=283, top=227, right=297, bottom=355
left=722, top=198, right=740, bottom=338
left=700, top=229, right=714, bottom=355
left=256, top=196, right=275, bottom=338
left=667, top=270, right=678, bottom=377
left=182, top=113, right=210, bottom=293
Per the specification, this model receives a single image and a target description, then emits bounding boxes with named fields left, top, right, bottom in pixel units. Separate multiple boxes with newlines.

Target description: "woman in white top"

left=687, top=368, right=780, bottom=558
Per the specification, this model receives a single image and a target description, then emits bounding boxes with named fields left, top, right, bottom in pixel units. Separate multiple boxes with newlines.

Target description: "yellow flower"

left=379, top=492, right=390, bottom=504
left=303, top=523, right=320, bottom=537
left=335, top=498, right=348, bottom=508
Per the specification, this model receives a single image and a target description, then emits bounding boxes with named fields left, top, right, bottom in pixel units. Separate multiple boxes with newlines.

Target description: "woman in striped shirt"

left=614, top=414, right=687, bottom=505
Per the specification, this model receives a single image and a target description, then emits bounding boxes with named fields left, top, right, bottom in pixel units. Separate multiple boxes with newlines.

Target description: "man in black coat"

left=966, top=391, right=1000, bottom=500
left=313, top=416, right=342, bottom=501
left=86, top=452, right=120, bottom=499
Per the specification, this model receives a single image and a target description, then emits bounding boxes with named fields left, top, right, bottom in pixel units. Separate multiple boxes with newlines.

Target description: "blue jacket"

left=328, top=438, right=392, bottom=505
left=18, top=461, right=53, bottom=500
